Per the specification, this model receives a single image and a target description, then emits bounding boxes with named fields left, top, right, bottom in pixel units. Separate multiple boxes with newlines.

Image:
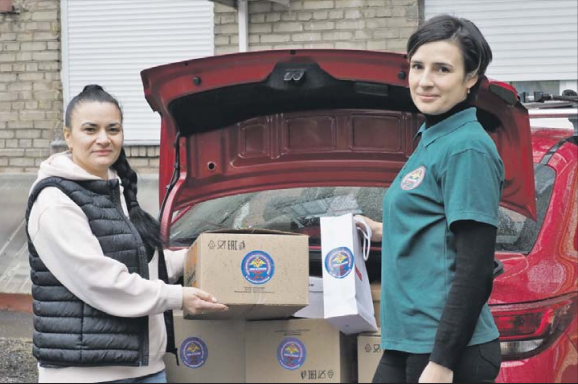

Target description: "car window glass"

left=170, top=164, right=554, bottom=254
left=169, top=187, right=385, bottom=247
left=496, top=164, right=555, bottom=253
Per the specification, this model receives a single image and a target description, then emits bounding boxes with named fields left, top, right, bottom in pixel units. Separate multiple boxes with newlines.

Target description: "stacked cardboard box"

left=165, top=313, right=246, bottom=383
left=167, top=229, right=379, bottom=383
left=357, top=330, right=383, bottom=383
left=246, top=319, right=356, bottom=383
left=183, top=230, right=310, bottom=320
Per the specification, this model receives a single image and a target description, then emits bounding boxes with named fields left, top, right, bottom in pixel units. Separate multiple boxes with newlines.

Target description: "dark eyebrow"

left=410, top=60, right=455, bottom=68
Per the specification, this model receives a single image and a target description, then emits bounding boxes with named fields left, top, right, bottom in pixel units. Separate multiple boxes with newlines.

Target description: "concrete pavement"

left=0, top=311, right=36, bottom=383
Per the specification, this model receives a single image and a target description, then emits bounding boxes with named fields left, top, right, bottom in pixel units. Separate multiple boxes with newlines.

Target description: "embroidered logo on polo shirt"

left=401, top=166, right=426, bottom=190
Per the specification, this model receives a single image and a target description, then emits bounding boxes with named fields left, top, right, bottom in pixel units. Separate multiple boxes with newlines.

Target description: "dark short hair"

left=407, top=14, right=493, bottom=78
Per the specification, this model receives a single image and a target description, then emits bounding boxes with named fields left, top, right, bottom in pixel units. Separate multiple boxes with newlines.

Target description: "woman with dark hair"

left=358, top=15, right=503, bottom=383
left=26, top=85, right=227, bottom=383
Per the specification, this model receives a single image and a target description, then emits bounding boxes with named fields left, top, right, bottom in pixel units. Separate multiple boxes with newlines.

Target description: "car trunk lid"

left=141, top=50, right=537, bottom=238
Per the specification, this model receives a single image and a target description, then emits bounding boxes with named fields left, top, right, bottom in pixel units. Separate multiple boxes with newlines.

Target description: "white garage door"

left=61, top=0, right=214, bottom=143
left=425, top=0, right=578, bottom=84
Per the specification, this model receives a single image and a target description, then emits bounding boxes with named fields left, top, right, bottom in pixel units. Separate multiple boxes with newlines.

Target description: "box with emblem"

left=184, top=229, right=309, bottom=320
left=245, top=319, right=357, bottom=383
left=164, top=311, right=246, bottom=383
left=357, top=330, right=382, bottom=383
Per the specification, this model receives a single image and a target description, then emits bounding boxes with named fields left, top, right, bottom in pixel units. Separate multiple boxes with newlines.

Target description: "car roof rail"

left=521, top=90, right=578, bottom=138
left=521, top=90, right=578, bottom=107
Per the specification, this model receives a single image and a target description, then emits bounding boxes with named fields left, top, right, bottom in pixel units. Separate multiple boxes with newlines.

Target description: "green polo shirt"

left=380, top=107, right=503, bottom=353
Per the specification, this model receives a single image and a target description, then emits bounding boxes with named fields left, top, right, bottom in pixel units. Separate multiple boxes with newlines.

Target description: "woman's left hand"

left=419, top=362, right=453, bottom=383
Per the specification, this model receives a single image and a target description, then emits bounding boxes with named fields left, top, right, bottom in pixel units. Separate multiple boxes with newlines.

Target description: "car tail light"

left=491, top=293, right=578, bottom=360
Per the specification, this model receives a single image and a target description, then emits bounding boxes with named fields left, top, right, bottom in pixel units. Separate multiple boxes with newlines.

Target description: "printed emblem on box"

left=325, top=247, right=354, bottom=279
left=277, top=337, right=307, bottom=370
left=241, top=251, right=275, bottom=285
left=180, top=337, right=209, bottom=369
left=242, top=250, right=275, bottom=285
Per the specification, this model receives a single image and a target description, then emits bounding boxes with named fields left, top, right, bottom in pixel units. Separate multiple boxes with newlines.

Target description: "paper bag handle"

left=353, top=216, right=372, bottom=262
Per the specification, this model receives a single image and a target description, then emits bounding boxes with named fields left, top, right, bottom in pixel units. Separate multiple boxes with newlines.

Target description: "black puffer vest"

left=26, top=177, right=151, bottom=368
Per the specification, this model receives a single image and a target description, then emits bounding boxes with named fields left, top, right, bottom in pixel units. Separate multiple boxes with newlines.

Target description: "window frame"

left=0, top=0, right=14, bottom=13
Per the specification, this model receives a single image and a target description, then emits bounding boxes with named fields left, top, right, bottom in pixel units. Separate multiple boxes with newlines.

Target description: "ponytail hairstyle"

left=113, top=148, right=162, bottom=260
left=66, top=85, right=162, bottom=260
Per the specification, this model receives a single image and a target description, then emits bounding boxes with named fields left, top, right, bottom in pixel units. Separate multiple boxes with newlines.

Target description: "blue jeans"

left=104, top=370, right=167, bottom=384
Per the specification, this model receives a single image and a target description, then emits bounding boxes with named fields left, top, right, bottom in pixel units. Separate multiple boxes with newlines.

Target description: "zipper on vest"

left=109, top=180, right=151, bottom=367
left=109, top=182, right=149, bottom=279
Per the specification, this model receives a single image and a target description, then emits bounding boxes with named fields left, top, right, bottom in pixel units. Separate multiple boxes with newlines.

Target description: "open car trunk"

left=141, top=50, right=537, bottom=240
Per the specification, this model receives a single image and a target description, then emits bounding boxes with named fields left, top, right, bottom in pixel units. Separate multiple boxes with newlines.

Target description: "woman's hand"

left=182, top=287, right=229, bottom=315
left=354, top=215, right=383, bottom=243
left=419, top=362, right=453, bottom=383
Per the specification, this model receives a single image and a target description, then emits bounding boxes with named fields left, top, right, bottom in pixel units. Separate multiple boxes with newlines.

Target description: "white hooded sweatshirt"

left=27, top=152, right=185, bottom=383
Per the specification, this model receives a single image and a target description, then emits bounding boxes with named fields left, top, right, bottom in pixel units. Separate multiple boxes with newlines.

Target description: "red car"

left=141, top=50, right=577, bottom=383
left=491, top=110, right=577, bottom=383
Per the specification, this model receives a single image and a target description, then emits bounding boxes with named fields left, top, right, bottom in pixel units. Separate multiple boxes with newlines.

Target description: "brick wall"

left=124, top=146, right=160, bottom=175
left=0, top=0, right=61, bottom=173
left=214, top=0, right=420, bottom=55
left=0, top=0, right=157, bottom=175
left=1, top=0, right=420, bottom=175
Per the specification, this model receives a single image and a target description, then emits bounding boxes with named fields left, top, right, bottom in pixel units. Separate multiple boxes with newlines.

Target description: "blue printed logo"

left=325, top=247, right=354, bottom=279
left=278, top=338, right=307, bottom=370
left=180, top=337, right=208, bottom=369
left=242, top=251, right=275, bottom=285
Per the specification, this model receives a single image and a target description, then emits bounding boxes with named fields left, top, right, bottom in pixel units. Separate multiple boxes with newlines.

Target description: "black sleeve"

left=429, top=220, right=497, bottom=370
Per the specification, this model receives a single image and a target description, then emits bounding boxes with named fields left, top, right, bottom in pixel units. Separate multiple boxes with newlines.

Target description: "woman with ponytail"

left=26, top=85, right=227, bottom=383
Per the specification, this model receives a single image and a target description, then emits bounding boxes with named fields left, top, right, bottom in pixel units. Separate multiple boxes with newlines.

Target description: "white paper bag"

left=321, top=213, right=378, bottom=335
left=293, top=276, right=324, bottom=319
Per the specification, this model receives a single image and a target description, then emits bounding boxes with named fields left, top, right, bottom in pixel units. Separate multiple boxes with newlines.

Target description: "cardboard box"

left=184, top=230, right=309, bottom=320
left=245, top=319, right=357, bottom=383
left=164, top=312, right=246, bottom=383
left=293, top=276, right=324, bottom=319
left=357, top=330, right=383, bottom=384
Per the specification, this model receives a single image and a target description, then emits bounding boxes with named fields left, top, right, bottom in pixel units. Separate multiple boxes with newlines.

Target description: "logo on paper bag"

left=242, top=251, right=275, bottom=285
left=401, top=166, right=426, bottom=190
left=180, top=337, right=208, bottom=369
left=278, top=338, right=307, bottom=370
left=325, top=247, right=354, bottom=279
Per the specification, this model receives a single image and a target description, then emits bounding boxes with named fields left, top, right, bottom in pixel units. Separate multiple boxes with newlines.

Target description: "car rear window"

left=496, top=164, right=555, bottom=253
left=170, top=164, right=554, bottom=254
left=169, top=186, right=385, bottom=247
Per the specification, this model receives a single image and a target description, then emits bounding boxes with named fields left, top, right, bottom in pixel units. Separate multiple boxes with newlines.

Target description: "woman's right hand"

left=182, top=287, right=229, bottom=315
left=355, top=215, right=383, bottom=243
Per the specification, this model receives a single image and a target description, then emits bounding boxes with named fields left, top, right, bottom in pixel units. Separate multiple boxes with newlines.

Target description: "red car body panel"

left=497, top=331, right=578, bottom=384
left=530, top=127, right=575, bottom=163
left=492, top=129, right=577, bottom=383
left=492, top=139, right=578, bottom=305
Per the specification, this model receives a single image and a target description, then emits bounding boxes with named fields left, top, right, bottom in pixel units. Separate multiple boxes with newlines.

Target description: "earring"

left=467, top=88, right=471, bottom=94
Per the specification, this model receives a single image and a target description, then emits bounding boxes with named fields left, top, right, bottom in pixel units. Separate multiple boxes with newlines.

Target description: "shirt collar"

left=414, top=107, right=478, bottom=147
